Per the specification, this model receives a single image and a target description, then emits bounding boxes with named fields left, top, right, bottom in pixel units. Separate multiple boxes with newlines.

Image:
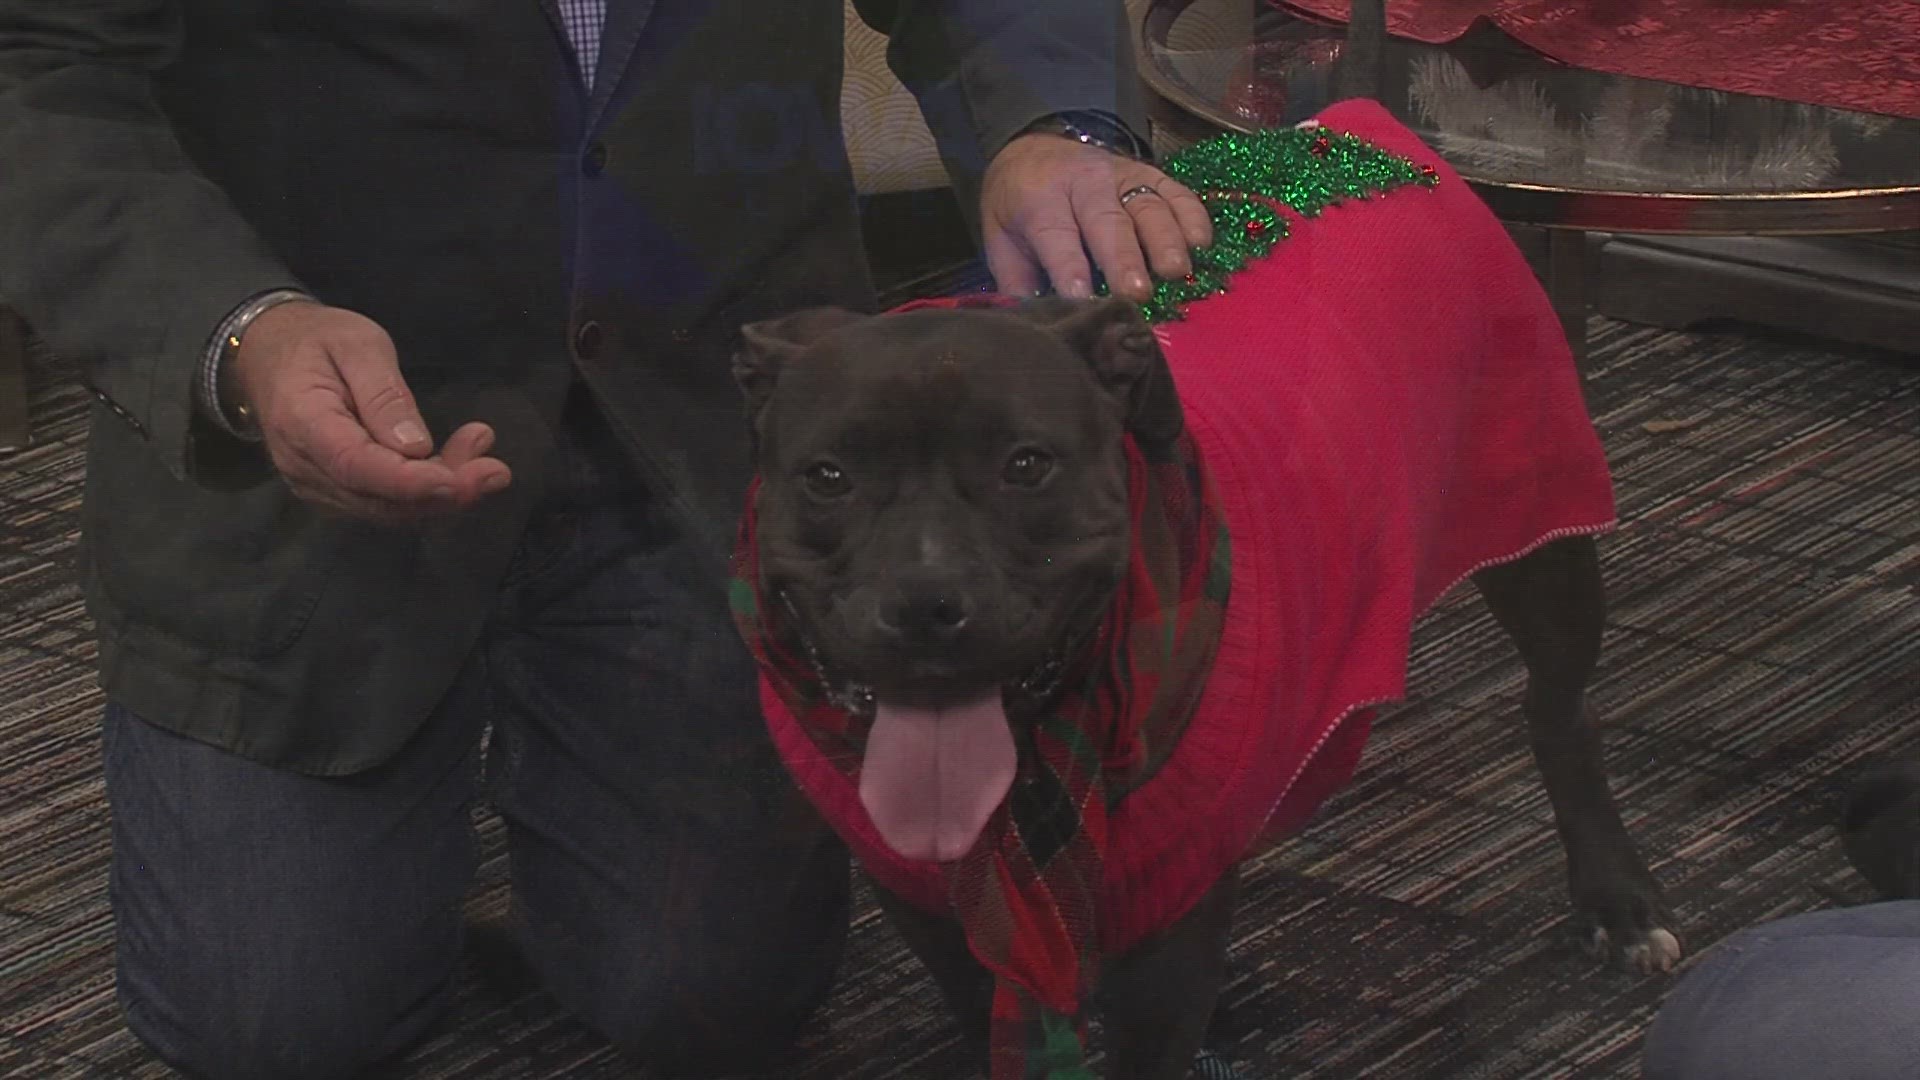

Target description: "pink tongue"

left=859, top=692, right=1017, bottom=863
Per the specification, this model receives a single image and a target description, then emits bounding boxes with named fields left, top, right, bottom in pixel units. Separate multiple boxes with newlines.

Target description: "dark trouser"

left=1641, top=901, right=1920, bottom=1080
left=103, top=391, right=851, bottom=1080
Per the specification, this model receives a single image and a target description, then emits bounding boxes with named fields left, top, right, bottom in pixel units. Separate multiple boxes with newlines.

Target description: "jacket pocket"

left=80, top=408, right=352, bottom=659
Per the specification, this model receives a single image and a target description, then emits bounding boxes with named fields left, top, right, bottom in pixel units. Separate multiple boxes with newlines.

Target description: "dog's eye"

left=1002, top=448, right=1054, bottom=488
left=802, top=461, right=851, bottom=499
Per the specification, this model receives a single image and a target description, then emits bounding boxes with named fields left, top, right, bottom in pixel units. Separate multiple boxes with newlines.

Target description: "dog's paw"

left=1571, top=859, right=1683, bottom=975
left=1192, top=1048, right=1246, bottom=1079
left=1589, top=924, right=1683, bottom=976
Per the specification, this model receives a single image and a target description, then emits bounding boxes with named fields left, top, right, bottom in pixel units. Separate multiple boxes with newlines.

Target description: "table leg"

left=1548, top=228, right=1592, bottom=376
left=0, top=308, right=30, bottom=452
left=1339, top=0, right=1388, bottom=102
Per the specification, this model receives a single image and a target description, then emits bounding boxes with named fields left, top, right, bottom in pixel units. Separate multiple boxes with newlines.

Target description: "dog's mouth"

left=774, top=588, right=1078, bottom=863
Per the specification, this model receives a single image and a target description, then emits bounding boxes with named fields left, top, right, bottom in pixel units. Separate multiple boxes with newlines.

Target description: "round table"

left=1136, top=0, right=1920, bottom=361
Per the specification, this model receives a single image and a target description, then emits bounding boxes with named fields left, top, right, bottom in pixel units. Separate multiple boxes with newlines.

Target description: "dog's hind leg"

left=1099, top=865, right=1239, bottom=1080
left=1471, top=535, right=1682, bottom=975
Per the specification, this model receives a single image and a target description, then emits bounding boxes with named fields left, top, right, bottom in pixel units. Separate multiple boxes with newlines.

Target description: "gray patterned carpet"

left=2, top=312, right=1917, bottom=1079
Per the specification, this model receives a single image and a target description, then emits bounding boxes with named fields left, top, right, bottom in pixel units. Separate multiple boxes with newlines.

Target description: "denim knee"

left=579, top=935, right=847, bottom=1078
left=101, top=696, right=478, bottom=1080
left=524, top=840, right=852, bottom=1078
left=118, top=945, right=456, bottom=1080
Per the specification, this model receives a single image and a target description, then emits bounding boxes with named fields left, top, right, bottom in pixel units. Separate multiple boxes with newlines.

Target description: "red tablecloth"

left=1275, top=0, right=1920, bottom=119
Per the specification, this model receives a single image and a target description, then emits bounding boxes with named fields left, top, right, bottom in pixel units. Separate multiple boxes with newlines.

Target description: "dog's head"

left=734, top=296, right=1181, bottom=861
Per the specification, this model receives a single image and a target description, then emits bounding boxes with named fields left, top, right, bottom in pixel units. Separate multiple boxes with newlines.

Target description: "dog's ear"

left=733, top=307, right=869, bottom=438
left=1018, top=295, right=1183, bottom=449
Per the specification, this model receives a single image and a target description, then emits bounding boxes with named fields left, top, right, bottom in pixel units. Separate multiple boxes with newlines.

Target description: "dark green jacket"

left=0, top=0, right=1148, bottom=774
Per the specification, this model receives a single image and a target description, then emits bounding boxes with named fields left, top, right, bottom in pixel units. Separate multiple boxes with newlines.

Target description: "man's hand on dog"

left=980, top=130, right=1213, bottom=304
left=228, top=301, right=511, bottom=521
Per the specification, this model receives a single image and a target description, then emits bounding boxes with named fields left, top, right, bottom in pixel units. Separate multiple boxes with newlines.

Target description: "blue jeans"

left=1642, top=901, right=1920, bottom=1080
left=103, top=393, right=850, bottom=1080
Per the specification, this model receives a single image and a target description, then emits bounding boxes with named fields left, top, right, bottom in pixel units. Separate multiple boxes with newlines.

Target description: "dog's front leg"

left=870, top=878, right=996, bottom=1060
left=1472, top=535, right=1682, bottom=975
left=1099, top=865, right=1239, bottom=1080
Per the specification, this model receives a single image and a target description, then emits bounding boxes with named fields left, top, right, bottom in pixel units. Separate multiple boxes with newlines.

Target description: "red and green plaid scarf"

left=732, top=426, right=1231, bottom=1079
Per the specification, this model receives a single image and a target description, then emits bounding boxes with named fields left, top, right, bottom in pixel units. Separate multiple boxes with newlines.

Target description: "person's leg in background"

left=1640, top=902, right=1920, bottom=1080
left=482, top=388, right=851, bottom=1078
left=1641, top=751, right=1920, bottom=1080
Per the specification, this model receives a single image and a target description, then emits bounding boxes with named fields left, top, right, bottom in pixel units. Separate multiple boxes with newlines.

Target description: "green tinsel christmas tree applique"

left=1097, top=123, right=1440, bottom=324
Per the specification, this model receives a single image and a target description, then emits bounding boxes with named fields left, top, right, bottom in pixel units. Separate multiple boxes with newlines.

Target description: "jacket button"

left=573, top=320, right=603, bottom=360
left=583, top=140, right=608, bottom=177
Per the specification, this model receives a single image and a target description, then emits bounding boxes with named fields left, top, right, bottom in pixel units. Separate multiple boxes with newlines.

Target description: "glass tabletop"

left=1140, top=0, right=1920, bottom=232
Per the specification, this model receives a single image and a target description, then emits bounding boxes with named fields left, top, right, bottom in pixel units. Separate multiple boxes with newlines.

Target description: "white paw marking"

left=1592, top=925, right=1684, bottom=975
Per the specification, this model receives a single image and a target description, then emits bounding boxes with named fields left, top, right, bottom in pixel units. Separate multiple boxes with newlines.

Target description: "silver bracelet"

left=198, top=288, right=313, bottom=442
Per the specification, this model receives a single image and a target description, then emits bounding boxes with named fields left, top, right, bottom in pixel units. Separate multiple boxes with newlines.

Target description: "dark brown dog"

left=732, top=296, right=1679, bottom=1079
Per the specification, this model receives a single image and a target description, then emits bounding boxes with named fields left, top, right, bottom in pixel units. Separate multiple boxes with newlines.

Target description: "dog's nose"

left=878, top=574, right=973, bottom=643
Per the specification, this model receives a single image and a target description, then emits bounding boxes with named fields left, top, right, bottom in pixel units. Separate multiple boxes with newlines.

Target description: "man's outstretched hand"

left=228, top=302, right=510, bottom=521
